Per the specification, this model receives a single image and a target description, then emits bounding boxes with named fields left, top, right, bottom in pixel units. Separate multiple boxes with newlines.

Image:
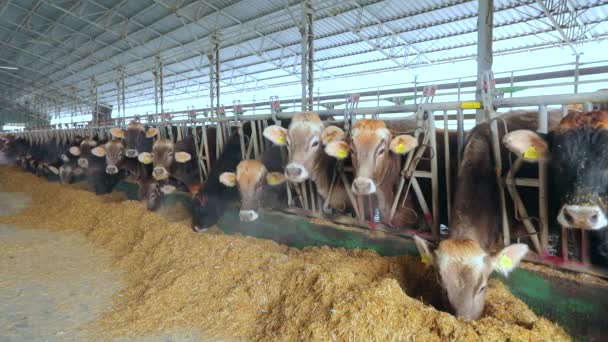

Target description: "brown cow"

left=413, top=109, right=564, bottom=320
left=219, top=159, right=286, bottom=221
left=263, top=112, right=350, bottom=211
left=91, top=139, right=125, bottom=175
left=324, top=118, right=459, bottom=229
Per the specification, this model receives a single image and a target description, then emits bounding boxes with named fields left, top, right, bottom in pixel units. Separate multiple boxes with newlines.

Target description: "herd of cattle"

left=1, top=107, right=608, bottom=320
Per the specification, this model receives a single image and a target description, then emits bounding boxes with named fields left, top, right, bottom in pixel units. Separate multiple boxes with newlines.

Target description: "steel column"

left=300, top=0, right=314, bottom=111
left=476, top=0, right=494, bottom=123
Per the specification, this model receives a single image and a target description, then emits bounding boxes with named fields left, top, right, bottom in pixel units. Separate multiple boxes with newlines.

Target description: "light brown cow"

left=219, top=159, right=286, bottom=221
left=324, top=119, right=419, bottom=227
left=263, top=112, right=350, bottom=211
left=91, top=139, right=125, bottom=174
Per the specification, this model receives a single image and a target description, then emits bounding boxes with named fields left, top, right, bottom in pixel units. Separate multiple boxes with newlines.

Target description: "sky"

left=4, top=39, right=607, bottom=131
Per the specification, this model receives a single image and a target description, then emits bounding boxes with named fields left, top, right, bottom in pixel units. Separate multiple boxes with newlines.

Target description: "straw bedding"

left=0, top=166, right=572, bottom=341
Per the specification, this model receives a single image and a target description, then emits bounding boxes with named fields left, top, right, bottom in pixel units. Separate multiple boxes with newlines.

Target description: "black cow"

left=504, top=110, right=608, bottom=266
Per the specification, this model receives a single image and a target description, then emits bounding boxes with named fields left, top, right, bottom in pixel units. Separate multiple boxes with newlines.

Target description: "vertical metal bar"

left=443, top=110, right=451, bottom=224
left=306, top=0, right=314, bottom=111
left=300, top=1, right=307, bottom=111
left=538, top=104, right=549, bottom=254
left=574, top=53, right=580, bottom=94
left=456, top=108, right=465, bottom=165
left=428, top=109, right=439, bottom=237
left=476, top=0, right=494, bottom=123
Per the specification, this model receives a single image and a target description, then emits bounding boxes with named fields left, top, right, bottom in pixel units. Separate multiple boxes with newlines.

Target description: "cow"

left=322, top=118, right=460, bottom=230
left=137, top=126, right=217, bottom=195
left=108, top=121, right=158, bottom=158
left=412, top=109, right=564, bottom=320
left=68, top=137, right=122, bottom=195
left=263, top=112, right=351, bottom=212
left=191, top=120, right=291, bottom=231
left=503, top=110, right=608, bottom=266
left=218, top=147, right=287, bottom=222
left=91, top=139, right=126, bottom=176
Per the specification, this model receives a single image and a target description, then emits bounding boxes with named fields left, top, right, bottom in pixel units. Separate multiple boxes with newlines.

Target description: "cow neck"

left=373, top=152, right=403, bottom=224
left=449, top=129, right=500, bottom=251
left=310, top=150, right=348, bottom=211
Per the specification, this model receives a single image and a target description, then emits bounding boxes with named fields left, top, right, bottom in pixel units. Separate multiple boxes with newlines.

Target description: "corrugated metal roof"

left=0, top=0, right=606, bottom=123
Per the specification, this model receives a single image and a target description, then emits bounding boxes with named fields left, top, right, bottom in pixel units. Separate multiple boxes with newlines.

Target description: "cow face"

left=264, top=112, right=343, bottom=183
left=137, top=180, right=175, bottom=211
left=75, top=138, right=98, bottom=169
left=414, top=236, right=528, bottom=320
left=136, top=139, right=191, bottom=181
left=219, top=160, right=286, bottom=222
left=503, top=111, right=608, bottom=230
left=325, top=119, right=418, bottom=195
left=91, top=139, right=124, bottom=175
left=112, top=122, right=158, bottom=158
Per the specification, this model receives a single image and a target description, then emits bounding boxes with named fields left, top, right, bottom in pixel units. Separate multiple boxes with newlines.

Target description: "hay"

left=0, top=166, right=572, bottom=341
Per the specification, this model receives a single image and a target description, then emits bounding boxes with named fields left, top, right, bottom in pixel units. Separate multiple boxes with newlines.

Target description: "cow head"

left=136, top=139, right=191, bottom=181
left=91, top=139, right=124, bottom=174
left=503, top=111, right=608, bottom=230
left=219, top=160, right=286, bottom=222
left=110, top=122, right=158, bottom=158
left=137, top=179, right=175, bottom=211
left=263, top=112, right=344, bottom=183
left=325, top=119, right=417, bottom=195
left=75, top=138, right=98, bottom=169
left=414, top=236, right=528, bottom=320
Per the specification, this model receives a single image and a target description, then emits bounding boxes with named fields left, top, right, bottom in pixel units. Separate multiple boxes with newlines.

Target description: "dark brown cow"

left=414, top=109, right=564, bottom=320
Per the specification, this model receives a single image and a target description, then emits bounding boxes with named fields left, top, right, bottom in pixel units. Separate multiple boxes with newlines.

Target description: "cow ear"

left=146, top=127, right=159, bottom=138
left=492, top=243, right=528, bottom=277
left=390, top=134, right=418, bottom=155
left=69, top=146, right=81, bottom=156
left=325, top=141, right=349, bottom=160
left=175, top=152, right=191, bottom=163
left=266, top=172, right=286, bottom=186
left=138, top=152, right=153, bottom=165
left=110, top=128, right=125, bottom=139
left=160, top=185, right=176, bottom=194
left=502, top=130, right=549, bottom=162
left=91, top=146, right=106, bottom=157
left=263, top=125, right=288, bottom=146
left=219, top=172, right=237, bottom=187
left=321, top=125, right=345, bottom=145
left=414, top=235, right=435, bottom=266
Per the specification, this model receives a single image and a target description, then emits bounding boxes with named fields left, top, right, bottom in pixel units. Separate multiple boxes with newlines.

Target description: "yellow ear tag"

left=142, top=154, right=152, bottom=164
left=523, top=146, right=539, bottom=160
left=267, top=174, right=281, bottom=185
left=337, top=148, right=348, bottom=159
left=277, top=135, right=286, bottom=144
left=395, top=143, right=406, bottom=154
left=500, top=255, right=513, bottom=269
left=421, top=254, right=430, bottom=265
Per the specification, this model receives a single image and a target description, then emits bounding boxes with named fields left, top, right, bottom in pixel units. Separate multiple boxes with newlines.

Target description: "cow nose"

left=78, top=158, right=88, bottom=168
left=125, top=149, right=138, bottom=158
left=352, top=177, right=376, bottom=195
left=106, top=165, right=119, bottom=174
left=559, top=205, right=608, bottom=230
left=285, top=166, right=301, bottom=177
left=152, top=167, right=168, bottom=180
left=239, top=210, right=259, bottom=222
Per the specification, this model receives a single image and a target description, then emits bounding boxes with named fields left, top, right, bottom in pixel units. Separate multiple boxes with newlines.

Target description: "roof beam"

left=534, top=0, right=578, bottom=54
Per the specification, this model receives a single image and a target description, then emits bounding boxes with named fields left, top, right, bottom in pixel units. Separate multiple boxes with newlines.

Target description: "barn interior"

left=1, top=0, right=608, bottom=341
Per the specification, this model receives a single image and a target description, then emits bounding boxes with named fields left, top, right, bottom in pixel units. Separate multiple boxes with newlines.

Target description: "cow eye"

left=377, top=148, right=385, bottom=155
left=478, top=285, right=487, bottom=294
left=311, top=139, right=319, bottom=148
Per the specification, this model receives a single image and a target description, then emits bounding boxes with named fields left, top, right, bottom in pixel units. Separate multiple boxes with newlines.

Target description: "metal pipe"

left=428, top=109, right=440, bottom=237
left=443, top=110, right=451, bottom=224
left=476, top=0, right=493, bottom=123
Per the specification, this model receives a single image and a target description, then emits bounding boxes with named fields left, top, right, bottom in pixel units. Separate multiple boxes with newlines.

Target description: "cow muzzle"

left=239, top=210, right=259, bottom=222
left=152, top=167, right=169, bottom=180
left=352, top=177, right=376, bottom=195
left=125, top=149, right=138, bottom=158
left=106, top=165, right=119, bottom=174
left=558, top=204, right=608, bottom=230
left=78, top=158, right=89, bottom=168
left=285, top=163, right=308, bottom=182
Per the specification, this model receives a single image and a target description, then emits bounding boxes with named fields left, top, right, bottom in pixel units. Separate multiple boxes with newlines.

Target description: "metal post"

left=476, top=0, right=493, bottom=123
left=538, top=104, right=549, bottom=253
left=89, top=76, right=97, bottom=126
left=443, top=110, right=451, bottom=223
left=574, top=53, right=580, bottom=94
left=301, top=0, right=314, bottom=111
left=209, top=35, right=224, bottom=157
